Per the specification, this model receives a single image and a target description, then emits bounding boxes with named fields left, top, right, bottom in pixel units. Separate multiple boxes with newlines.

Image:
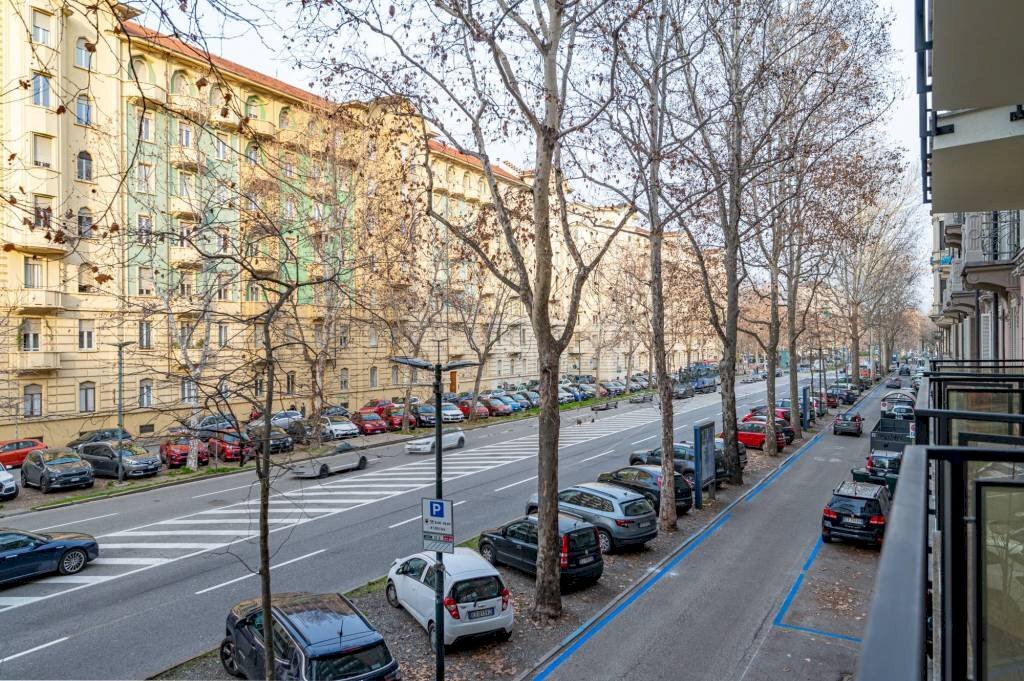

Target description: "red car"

left=382, top=406, right=414, bottom=430
left=0, top=438, right=46, bottom=467
left=363, top=398, right=396, bottom=418
left=482, top=397, right=512, bottom=416
left=732, top=422, right=786, bottom=450
left=351, top=409, right=388, bottom=434
left=207, top=430, right=254, bottom=462
left=824, top=393, right=838, bottom=408
left=159, top=436, right=210, bottom=468
left=457, top=399, right=490, bottom=419
left=744, top=407, right=790, bottom=422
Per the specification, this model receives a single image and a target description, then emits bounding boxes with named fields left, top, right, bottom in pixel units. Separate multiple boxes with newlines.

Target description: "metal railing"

left=965, top=213, right=1021, bottom=262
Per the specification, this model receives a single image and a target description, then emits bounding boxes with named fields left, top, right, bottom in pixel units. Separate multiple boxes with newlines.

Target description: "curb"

left=514, top=385, right=884, bottom=681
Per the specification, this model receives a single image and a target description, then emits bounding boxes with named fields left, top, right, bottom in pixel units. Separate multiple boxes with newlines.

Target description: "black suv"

left=220, top=592, right=401, bottom=680
left=597, top=465, right=693, bottom=514
left=478, top=513, right=603, bottom=586
left=822, top=481, right=891, bottom=546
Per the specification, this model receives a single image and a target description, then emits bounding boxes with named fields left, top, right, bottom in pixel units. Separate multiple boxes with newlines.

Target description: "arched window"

left=244, top=96, right=262, bottom=120
left=75, top=95, right=92, bottom=125
left=76, top=151, right=92, bottom=181
left=129, top=57, right=150, bottom=83
left=462, top=172, right=470, bottom=193
left=78, top=381, right=96, bottom=412
left=245, top=144, right=259, bottom=165
left=278, top=108, right=291, bottom=128
left=170, top=70, right=188, bottom=95
left=77, top=208, right=94, bottom=238
left=23, top=384, right=42, bottom=417
left=477, top=177, right=485, bottom=195
left=138, top=379, right=152, bottom=408
left=208, top=84, right=224, bottom=105
left=75, top=37, right=92, bottom=69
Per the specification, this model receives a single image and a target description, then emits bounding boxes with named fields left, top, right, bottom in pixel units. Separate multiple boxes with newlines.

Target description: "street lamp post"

left=391, top=355, right=478, bottom=681
left=107, top=341, right=136, bottom=482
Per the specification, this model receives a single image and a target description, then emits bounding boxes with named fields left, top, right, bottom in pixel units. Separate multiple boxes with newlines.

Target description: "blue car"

left=496, top=395, right=523, bottom=412
left=0, top=529, right=99, bottom=584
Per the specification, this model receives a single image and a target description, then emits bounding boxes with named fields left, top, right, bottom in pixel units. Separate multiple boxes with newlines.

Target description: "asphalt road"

left=534, top=382, right=887, bottom=681
left=0, top=375, right=810, bottom=680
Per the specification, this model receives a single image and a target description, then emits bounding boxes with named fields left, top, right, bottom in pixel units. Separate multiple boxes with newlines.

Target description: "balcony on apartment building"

left=14, top=287, right=63, bottom=312
left=3, top=225, right=69, bottom=256
left=242, top=117, right=276, bottom=139
left=126, top=82, right=166, bottom=106
left=941, top=260, right=976, bottom=321
left=858, top=358, right=1024, bottom=681
left=12, top=351, right=61, bottom=373
left=208, top=105, right=242, bottom=130
left=241, top=300, right=270, bottom=317
left=168, top=245, right=204, bottom=270
left=943, top=212, right=964, bottom=249
left=169, top=145, right=202, bottom=172
left=167, top=196, right=201, bottom=221
left=167, top=93, right=208, bottom=122
left=960, top=212, right=1021, bottom=296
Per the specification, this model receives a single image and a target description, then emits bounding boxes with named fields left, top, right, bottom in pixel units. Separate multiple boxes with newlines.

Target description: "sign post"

left=693, top=418, right=716, bottom=509
left=801, top=385, right=811, bottom=429
left=422, top=498, right=455, bottom=553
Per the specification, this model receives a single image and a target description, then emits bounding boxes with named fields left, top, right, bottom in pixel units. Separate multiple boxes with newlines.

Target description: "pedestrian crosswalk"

left=0, top=407, right=660, bottom=613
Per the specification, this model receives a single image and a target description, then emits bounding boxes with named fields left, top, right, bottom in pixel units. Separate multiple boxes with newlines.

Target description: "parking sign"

left=422, top=498, right=454, bottom=553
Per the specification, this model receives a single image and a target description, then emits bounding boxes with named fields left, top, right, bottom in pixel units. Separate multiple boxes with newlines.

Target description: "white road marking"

left=39, top=574, right=114, bottom=584
left=101, top=542, right=225, bottom=549
left=194, top=549, right=327, bottom=595
left=32, top=513, right=119, bottom=531
left=578, top=449, right=615, bottom=463
left=494, top=476, right=538, bottom=492
left=92, top=557, right=168, bottom=566
left=157, top=519, right=295, bottom=525
left=0, top=636, right=69, bottom=664
left=110, top=530, right=259, bottom=537
left=631, top=435, right=657, bottom=444
left=192, top=483, right=257, bottom=499
left=0, top=597, right=42, bottom=606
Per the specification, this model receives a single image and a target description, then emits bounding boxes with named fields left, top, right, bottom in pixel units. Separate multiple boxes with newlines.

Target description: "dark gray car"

left=20, top=449, right=94, bottom=493
left=66, top=427, right=132, bottom=449
left=526, top=482, right=658, bottom=554
left=78, top=442, right=161, bottom=479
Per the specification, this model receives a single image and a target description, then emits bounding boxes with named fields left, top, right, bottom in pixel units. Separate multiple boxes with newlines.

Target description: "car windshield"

left=307, top=642, right=393, bottom=680
left=568, top=529, right=597, bottom=551
left=417, top=405, right=435, bottom=414
left=830, top=496, right=880, bottom=515
left=41, top=450, right=80, bottom=464
left=117, top=446, right=150, bottom=458
left=621, top=498, right=655, bottom=517
left=361, top=413, right=381, bottom=421
left=442, top=404, right=459, bottom=411
left=171, top=437, right=191, bottom=445
left=223, top=433, right=245, bottom=443
left=450, top=576, right=503, bottom=603
left=870, top=454, right=901, bottom=472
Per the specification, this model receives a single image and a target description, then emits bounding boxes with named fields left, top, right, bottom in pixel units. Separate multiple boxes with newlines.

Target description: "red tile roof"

left=427, top=139, right=520, bottom=181
left=121, top=21, right=330, bottom=107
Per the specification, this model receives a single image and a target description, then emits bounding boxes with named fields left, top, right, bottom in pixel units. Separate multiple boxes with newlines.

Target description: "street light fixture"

left=390, top=355, right=478, bottom=681
left=106, top=341, right=136, bottom=482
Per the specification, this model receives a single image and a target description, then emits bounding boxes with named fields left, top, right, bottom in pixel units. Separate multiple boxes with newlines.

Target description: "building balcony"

left=167, top=196, right=201, bottom=220
left=12, top=351, right=60, bottom=373
left=277, top=127, right=304, bottom=147
left=249, top=256, right=277, bottom=275
left=943, top=214, right=963, bottom=249
left=209, top=105, right=241, bottom=129
left=240, top=165, right=277, bottom=193
left=167, top=93, right=208, bottom=122
left=169, top=246, right=204, bottom=270
left=126, top=81, right=166, bottom=105
left=170, top=146, right=202, bottom=171
left=241, top=300, right=269, bottom=317
left=3, top=225, right=70, bottom=255
left=243, top=118, right=276, bottom=139
left=961, top=217, right=1021, bottom=294
left=14, top=288, right=63, bottom=312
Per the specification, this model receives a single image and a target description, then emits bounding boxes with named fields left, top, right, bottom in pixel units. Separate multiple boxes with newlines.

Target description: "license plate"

left=468, top=608, right=494, bottom=620
left=639, top=520, right=653, bottom=528
left=845, top=516, right=865, bottom=527
left=579, top=555, right=595, bottom=565
left=69, top=477, right=81, bottom=482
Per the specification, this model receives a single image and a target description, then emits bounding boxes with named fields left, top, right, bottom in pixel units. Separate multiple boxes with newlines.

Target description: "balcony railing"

left=965, top=213, right=1021, bottom=262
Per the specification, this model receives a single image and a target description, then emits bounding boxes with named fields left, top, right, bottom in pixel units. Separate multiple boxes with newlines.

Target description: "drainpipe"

left=973, top=290, right=981, bottom=360
left=993, top=295, right=1000, bottom=360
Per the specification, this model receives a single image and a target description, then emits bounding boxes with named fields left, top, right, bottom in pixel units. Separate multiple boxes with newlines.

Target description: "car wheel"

left=319, top=464, right=330, bottom=478
left=597, top=529, right=613, bottom=555
left=479, top=542, right=496, bottom=564
left=457, top=438, right=465, bottom=449
left=40, top=477, right=51, bottom=494
left=220, top=637, right=244, bottom=678
left=821, top=532, right=833, bottom=543
left=386, top=580, right=401, bottom=608
left=496, top=628, right=512, bottom=642
left=58, top=548, right=88, bottom=575
left=84, top=481, right=94, bottom=489
left=21, top=470, right=29, bottom=488
left=357, top=456, right=367, bottom=470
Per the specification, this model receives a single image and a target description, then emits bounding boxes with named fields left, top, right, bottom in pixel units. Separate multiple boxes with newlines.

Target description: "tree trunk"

left=187, top=403, right=200, bottom=469
left=650, top=210, right=676, bottom=532
left=533, top=347, right=562, bottom=617
left=470, top=361, right=484, bottom=422
left=763, top=269, right=781, bottom=456
left=850, top=309, right=861, bottom=394
left=310, top=364, right=323, bottom=448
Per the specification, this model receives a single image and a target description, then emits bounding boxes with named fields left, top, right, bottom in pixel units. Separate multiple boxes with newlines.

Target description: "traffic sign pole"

left=433, top=363, right=444, bottom=680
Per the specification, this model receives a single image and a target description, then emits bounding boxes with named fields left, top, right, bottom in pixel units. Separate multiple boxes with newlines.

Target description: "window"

left=23, top=258, right=42, bottom=288
left=285, top=372, right=295, bottom=394
left=75, top=37, right=92, bottom=69
left=497, top=359, right=503, bottom=376
left=32, top=74, right=50, bottom=107
left=369, top=367, right=378, bottom=388
left=170, top=71, right=188, bottom=95
left=339, top=326, right=349, bottom=349
left=78, top=319, right=94, bottom=350
left=368, top=327, right=378, bottom=347
left=136, top=215, right=152, bottom=244
left=77, top=208, right=94, bottom=238
left=391, top=366, right=399, bottom=385
left=283, top=161, right=294, bottom=178
left=278, top=108, right=291, bottom=128
left=180, top=378, right=197, bottom=404
left=339, top=368, right=349, bottom=390
left=137, top=112, right=152, bottom=142
left=216, top=273, right=229, bottom=301
left=136, top=163, right=153, bottom=192
left=218, top=323, right=228, bottom=348
left=79, top=382, right=96, bottom=412
left=245, top=96, right=262, bottom=119
left=245, top=144, right=259, bottom=165
left=283, top=198, right=295, bottom=219
left=23, top=384, right=42, bottom=417
left=77, top=267, right=93, bottom=293
left=178, top=122, right=192, bottom=147
left=33, top=196, right=52, bottom=228
left=32, top=134, right=51, bottom=168
left=76, top=151, right=93, bottom=181
left=215, top=229, right=228, bottom=251
left=246, top=281, right=260, bottom=301
left=138, top=320, right=152, bottom=348
left=176, top=172, right=193, bottom=197
left=21, top=319, right=40, bottom=351
left=75, top=95, right=92, bottom=125
left=129, top=57, right=149, bottom=83
left=254, top=376, right=264, bottom=397
left=137, top=267, right=154, bottom=296
left=177, top=272, right=193, bottom=298
left=32, top=10, right=51, bottom=44
left=217, top=378, right=229, bottom=397
left=138, top=379, right=152, bottom=408
left=214, top=136, right=227, bottom=160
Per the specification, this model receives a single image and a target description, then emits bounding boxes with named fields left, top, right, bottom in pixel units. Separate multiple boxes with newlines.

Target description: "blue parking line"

left=775, top=622, right=862, bottom=643
left=533, top=512, right=732, bottom=680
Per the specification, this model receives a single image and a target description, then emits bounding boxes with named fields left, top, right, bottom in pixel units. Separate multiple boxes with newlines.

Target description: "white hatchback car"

left=440, top=403, right=465, bottom=423
left=405, top=428, right=466, bottom=454
left=386, top=548, right=513, bottom=648
left=319, top=416, right=360, bottom=439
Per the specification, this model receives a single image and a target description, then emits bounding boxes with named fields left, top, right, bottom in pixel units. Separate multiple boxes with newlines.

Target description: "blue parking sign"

left=430, top=501, right=445, bottom=518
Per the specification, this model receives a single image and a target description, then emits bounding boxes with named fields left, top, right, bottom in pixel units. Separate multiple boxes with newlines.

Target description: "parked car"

left=832, top=411, right=864, bottom=436
left=321, top=404, right=350, bottom=419
left=382, top=406, right=416, bottom=431
left=478, top=513, right=603, bottom=586
left=865, top=449, right=902, bottom=483
left=526, top=482, right=658, bottom=554
left=821, top=481, right=891, bottom=546
left=363, top=399, right=397, bottom=418
left=576, top=384, right=598, bottom=399
left=745, top=406, right=791, bottom=422
left=351, top=409, right=389, bottom=435
left=195, top=414, right=236, bottom=440
left=290, top=450, right=368, bottom=479
left=776, top=398, right=815, bottom=423
left=599, top=381, right=624, bottom=397
left=505, top=393, right=531, bottom=411
left=0, top=438, right=46, bottom=468
left=513, top=391, right=541, bottom=408
left=494, top=395, right=523, bottom=413
left=827, top=386, right=856, bottom=405
left=0, top=462, right=19, bottom=500
left=885, top=377, right=902, bottom=389
left=411, top=404, right=437, bottom=427
left=824, top=391, right=838, bottom=408
left=219, top=592, right=401, bottom=680
left=269, top=410, right=304, bottom=429
left=247, top=426, right=295, bottom=454
left=319, top=416, right=361, bottom=440
left=66, top=428, right=133, bottom=450
left=733, top=421, right=786, bottom=451
left=159, top=435, right=210, bottom=468
left=629, top=444, right=695, bottom=480
left=208, top=431, right=255, bottom=462
left=0, top=528, right=99, bottom=585
left=20, top=448, right=94, bottom=493
left=898, top=365, right=911, bottom=376
left=671, top=382, right=695, bottom=399
left=457, top=399, right=490, bottom=419
left=440, top=402, right=466, bottom=423
left=78, top=440, right=157, bottom=477
left=743, top=415, right=796, bottom=444
left=386, top=548, right=513, bottom=649
left=597, top=465, right=693, bottom=514
left=405, top=429, right=466, bottom=454
left=556, top=389, right=575, bottom=404
left=482, top=398, right=512, bottom=417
